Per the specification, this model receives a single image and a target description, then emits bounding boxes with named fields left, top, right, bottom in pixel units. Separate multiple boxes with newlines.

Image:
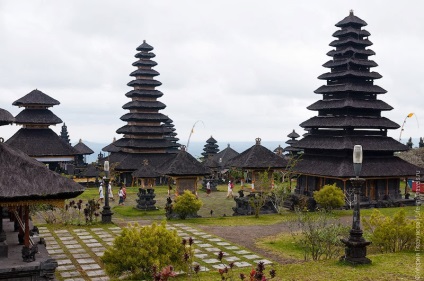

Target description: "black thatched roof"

left=314, top=84, right=387, bottom=94
left=227, top=138, right=288, bottom=169
left=102, top=141, right=121, bottom=153
left=0, top=108, right=15, bottom=126
left=125, top=89, right=163, bottom=98
left=136, top=40, right=154, bottom=52
left=332, top=27, right=370, bottom=37
left=120, top=113, right=169, bottom=122
left=323, top=58, right=377, bottom=68
left=127, top=79, right=162, bottom=88
left=293, top=135, right=409, bottom=152
left=327, top=47, right=375, bottom=57
left=300, top=116, right=399, bottom=129
left=335, top=10, right=367, bottom=28
left=287, top=130, right=300, bottom=139
left=273, top=145, right=284, bottom=154
left=81, top=164, right=100, bottom=177
left=158, top=147, right=210, bottom=176
left=308, top=99, right=393, bottom=111
left=132, top=160, right=161, bottom=178
left=0, top=142, right=84, bottom=204
left=12, top=89, right=60, bottom=107
left=318, top=70, right=382, bottom=80
left=202, top=156, right=220, bottom=169
left=130, top=68, right=159, bottom=77
left=6, top=128, right=79, bottom=157
left=73, top=139, right=94, bottom=155
left=212, top=144, right=239, bottom=167
left=293, top=154, right=419, bottom=178
left=113, top=138, right=179, bottom=150
left=122, top=100, right=166, bottom=110
left=112, top=152, right=174, bottom=171
left=116, top=125, right=171, bottom=135
left=14, top=109, right=62, bottom=125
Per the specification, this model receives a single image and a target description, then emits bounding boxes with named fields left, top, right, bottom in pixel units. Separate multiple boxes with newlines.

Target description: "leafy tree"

left=173, top=190, right=203, bottom=219
left=101, top=222, right=185, bottom=280
left=313, top=183, right=345, bottom=211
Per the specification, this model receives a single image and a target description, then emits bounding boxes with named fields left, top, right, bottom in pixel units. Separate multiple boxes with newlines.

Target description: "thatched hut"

left=158, top=146, right=210, bottom=195
left=228, top=138, right=288, bottom=189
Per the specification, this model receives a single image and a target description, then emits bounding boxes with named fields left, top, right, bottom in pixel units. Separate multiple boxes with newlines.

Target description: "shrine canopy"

left=132, top=160, right=161, bottom=179
left=228, top=138, right=288, bottom=169
left=0, top=142, right=85, bottom=207
left=158, top=146, right=210, bottom=194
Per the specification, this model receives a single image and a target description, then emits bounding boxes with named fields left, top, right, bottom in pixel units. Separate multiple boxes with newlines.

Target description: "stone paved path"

left=38, top=223, right=274, bottom=281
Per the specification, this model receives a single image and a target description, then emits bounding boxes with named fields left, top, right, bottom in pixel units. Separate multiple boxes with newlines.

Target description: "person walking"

left=122, top=184, right=127, bottom=203
left=226, top=180, right=234, bottom=198
left=98, top=183, right=104, bottom=203
left=206, top=181, right=211, bottom=196
left=108, top=182, right=114, bottom=201
left=118, top=186, right=124, bottom=205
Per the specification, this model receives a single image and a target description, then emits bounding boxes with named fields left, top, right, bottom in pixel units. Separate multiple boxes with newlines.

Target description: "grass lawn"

left=255, top=233, right=417, bottom=281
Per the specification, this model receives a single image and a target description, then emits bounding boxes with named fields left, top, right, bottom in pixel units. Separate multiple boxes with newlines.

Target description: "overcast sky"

left=0, top=0, right=423, bottom=148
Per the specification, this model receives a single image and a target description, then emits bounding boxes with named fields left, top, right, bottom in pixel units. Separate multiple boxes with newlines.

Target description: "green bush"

left=363, top=209, right=422, bottom=253
left=173, top=190, right=203, bottom=219
left=101, top=221, right=185, bottom=280
left=313, top=183, right=345, bottom=211
left=292, top=210, right=349, bottom=261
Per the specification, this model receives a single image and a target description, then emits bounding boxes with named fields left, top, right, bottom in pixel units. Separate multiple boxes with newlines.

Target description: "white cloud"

left=0, top=0, right=422, bottom=150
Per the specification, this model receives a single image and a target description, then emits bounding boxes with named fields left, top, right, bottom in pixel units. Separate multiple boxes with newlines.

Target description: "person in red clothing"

left=122, top=184, right=127, bottom=203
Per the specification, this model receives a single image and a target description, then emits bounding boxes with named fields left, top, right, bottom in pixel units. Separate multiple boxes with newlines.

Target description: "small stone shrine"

left=228, top=138, right=287, bottom=216
left=133, top=160, right=160, bottom=210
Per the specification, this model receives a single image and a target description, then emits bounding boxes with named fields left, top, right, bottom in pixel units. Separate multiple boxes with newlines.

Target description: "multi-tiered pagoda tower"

left=201, top=136, right=219, bottom=159
left=105, top=41, right=180, bottom=182
left=292, top=12, right=419, bottom=204
left=284, top=130, right=302, bottom=155
left=6, top=90, right=78, bottom=171
left=60, top=123, right=71, bottom=145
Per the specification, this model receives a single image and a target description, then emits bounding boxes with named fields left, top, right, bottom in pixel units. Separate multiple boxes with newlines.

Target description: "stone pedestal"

left=101, top=178, right=114, bottom=223
left=340, top=178, right=371, bottom=264
left=232, top=191, right=276, bottom=216
left=136, top=188, right=158, bottom=210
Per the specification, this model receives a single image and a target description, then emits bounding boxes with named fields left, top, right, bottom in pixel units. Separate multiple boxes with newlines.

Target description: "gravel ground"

left=197, top=221, right=299, bottom=264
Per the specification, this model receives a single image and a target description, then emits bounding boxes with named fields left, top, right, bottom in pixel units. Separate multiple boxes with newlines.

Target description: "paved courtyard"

left=38, top=223, right=273, bottom=281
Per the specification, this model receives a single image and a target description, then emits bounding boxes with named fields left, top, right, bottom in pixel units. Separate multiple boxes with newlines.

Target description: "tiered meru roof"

left=201, top=136, right=219, bottom=158
left=111, top=41, right=179, bottom=154
left=6, top=89, right=78, bottom=158
left=292, top=11, right=417, bottom=177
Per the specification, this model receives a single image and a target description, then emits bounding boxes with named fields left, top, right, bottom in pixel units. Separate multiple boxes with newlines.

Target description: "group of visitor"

left=99, top=180, right=126, bottom=205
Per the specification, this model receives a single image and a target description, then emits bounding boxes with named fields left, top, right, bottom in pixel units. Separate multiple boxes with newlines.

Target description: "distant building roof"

left=228, top=138, right=287, bottom=169
left=74, top=139, right=94, bottom=155
left=0, top=108, right=14, bottom=126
